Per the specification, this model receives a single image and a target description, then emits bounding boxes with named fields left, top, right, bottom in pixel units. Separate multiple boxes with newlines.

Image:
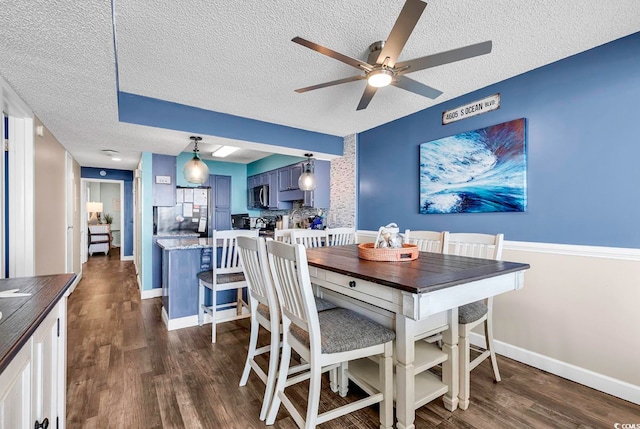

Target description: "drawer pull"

left=348, top=280, right=356, bottom=288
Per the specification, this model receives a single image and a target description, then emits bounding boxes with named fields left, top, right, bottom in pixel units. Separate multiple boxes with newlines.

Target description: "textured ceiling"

left=1, top=1, right=639, bottom=170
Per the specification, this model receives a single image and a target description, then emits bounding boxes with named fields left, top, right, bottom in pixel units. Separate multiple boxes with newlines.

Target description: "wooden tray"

left=358, top=243, right=419, bottom=262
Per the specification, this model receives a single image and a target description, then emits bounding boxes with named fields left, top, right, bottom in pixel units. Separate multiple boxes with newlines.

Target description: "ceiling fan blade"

left=395, top=40, right=492, bottom=75
left=356, top=85, right=379, bottom=110
left=392, top=76, right=443, bottom=99
left=295, top=75, right=366, bottom=93
left=375, top=0, right=427, bottom=67
left=292, top=37, right=373, bottom=71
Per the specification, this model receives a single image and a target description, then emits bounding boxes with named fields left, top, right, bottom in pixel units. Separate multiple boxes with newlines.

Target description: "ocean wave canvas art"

left=420, top=118, right=527, bottom=214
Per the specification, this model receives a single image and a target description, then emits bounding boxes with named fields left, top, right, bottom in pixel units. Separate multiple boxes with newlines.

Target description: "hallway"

left=66, top=250, right=640, bottom=428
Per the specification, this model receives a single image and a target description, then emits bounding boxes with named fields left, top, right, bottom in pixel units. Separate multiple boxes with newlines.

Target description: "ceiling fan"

left=292, top=0, right=492, bottom=110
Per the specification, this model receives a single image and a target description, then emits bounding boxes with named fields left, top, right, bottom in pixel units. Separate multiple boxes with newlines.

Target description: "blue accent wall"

left=118, top=92, right=344, bottom=156
left=246, top=154, right=306, bottom=176
left=358, top=31, right=640, bottom=248
left=81, top=167, right=134, bottom=256
left=175, top=153, right=248, bottom=214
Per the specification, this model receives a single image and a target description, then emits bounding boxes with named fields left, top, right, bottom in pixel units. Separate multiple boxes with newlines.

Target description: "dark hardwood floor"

left=67, top=248, right=640, bottom=428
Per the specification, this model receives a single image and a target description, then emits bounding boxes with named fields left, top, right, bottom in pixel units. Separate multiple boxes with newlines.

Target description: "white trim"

left=469, top=332, right=640, bottom=405
left=67, top=271, right=83, bottom=294
left=121, top=255, right=133, bottom=261
left=505, top=240, right=640, bottom=260
left=356, top=231, right=640, bottom=261
left=140, top=288, right=162, bottom=299
left=160, top=306, right=245, bottom=331
left=8, top=116, right=35, bottom=277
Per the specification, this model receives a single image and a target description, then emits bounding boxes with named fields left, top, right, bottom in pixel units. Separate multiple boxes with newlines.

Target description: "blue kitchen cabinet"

left=152, top=154, right=176, bottom=206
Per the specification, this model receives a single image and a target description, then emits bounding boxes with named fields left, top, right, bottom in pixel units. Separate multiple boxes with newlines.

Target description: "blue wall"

left=358, top=31, right=640, bottom=248
left=247, top=154, right=306, bottom=176
left=81, top=167, right=134, bottom=256
left=176, top=153, right=248, bottom=214
left=118, top=92, right=344, bottom=156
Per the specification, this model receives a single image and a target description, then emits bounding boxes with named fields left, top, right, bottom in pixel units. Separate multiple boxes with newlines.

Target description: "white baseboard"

left=140, top=288, right=163, bottom=299
left=68, top=271, right=83, bottom=294
left=121, top=255, right=133, bottom=261
left=469, top=332, right=640, bottom=405
left=160, top=306, right=248, bottom=331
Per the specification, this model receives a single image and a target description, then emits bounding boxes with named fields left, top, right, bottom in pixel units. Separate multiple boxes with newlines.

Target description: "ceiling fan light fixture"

left=183, top=136, right=209, bottom=184
left=367, top=69, right=394, bottom=88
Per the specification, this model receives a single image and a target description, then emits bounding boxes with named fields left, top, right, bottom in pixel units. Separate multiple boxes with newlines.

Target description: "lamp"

left=298, top=153, right=316, bottom=191
left=86, top=202, right=103, bottom=225
left=183, top=136, right=210, bottom=184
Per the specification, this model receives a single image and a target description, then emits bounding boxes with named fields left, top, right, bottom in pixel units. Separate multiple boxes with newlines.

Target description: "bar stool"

left=265, top=240, right=395, bottom=429
left=197, top=229, right=258, bottom=343
left=443, top=232, right=504, bottom=410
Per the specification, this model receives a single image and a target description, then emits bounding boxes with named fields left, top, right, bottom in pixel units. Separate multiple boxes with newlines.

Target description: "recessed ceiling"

left=0, top=1, right=639, bottom=170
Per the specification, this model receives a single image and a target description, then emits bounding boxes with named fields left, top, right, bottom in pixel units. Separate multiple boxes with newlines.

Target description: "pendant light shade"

left=298, top=153, right=316, bottom=191
left=183, top=136, right=209, bottom=184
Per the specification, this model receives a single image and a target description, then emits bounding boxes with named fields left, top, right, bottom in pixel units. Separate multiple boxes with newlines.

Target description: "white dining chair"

left=290, top=228, right=326, bottom=248
left=443, top=232, right=504, bottom=410
left=197, top=229, right=258, bottom=343
left=325, top=227, right=355, bottom=246
left=273, top=228, right=293, bottom=244
left=404, top=229, right=448, bottom=253
left=265, top=240, right=395, bottom=429
left=236, top=236, right=281, bottom=420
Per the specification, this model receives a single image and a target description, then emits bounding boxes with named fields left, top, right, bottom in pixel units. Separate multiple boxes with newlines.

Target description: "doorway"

left=81, top=178, right=125, bottom=262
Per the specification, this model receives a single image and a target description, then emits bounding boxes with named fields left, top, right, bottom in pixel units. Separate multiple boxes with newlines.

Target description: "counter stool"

left=265, top=240, right=395, bottom=429
left=237, top=236, right=337, bottom=421
left=197, top=229, right=258, bottom=343
left=444, top=232, right=504, bottom=410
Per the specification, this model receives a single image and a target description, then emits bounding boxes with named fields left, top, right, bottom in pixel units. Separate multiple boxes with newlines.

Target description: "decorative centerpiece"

left=358, top=223, right=418, bottom=261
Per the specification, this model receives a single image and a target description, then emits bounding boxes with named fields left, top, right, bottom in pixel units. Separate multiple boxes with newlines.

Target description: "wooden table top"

left=305, top=244, right=530, bottom=294
left=0, top=274, right=75, bottom=373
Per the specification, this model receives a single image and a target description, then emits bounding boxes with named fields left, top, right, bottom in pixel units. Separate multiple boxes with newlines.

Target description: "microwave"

left=252, top=184, right=269, bottom=209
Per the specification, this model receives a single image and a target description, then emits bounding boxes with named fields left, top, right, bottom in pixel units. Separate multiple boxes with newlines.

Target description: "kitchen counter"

left=0, top=274, right=75, bottom=373
left=156, top=237, right=213, bottom=250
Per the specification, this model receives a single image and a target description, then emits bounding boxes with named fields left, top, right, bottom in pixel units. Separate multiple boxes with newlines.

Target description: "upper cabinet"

left=152, top=154, right=176, bottom=206
left=278, top=163, right=303, bottom=192
left=249, top=159, right=330, bottom=210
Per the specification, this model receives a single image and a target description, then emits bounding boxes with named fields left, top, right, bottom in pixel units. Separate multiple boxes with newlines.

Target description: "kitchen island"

left=156, top=237, right=213, bottom=330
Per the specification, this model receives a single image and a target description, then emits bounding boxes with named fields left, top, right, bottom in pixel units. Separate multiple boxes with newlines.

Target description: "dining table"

left=304, top=244, right=530, bottom=429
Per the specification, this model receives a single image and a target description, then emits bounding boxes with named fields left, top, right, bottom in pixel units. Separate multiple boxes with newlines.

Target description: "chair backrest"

left=273, top=228, right=293, bottom=244
left=325, top=227, right=355, bottom=246
left=443, top=233, right=504, bottom=260
left=404, top=230, right=448, bottom=253
left=290, top=229, right=325, bottom=248
left=213, top=229, right=259, bottom=274
left=267, top=240, right=319, bottom=337
left=237, top=236, right=279, bottom=317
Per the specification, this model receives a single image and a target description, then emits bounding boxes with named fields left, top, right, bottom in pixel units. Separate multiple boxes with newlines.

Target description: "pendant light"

left=183, top=136, right=209, bottom=184
left=298, top=153, right=316, bottom=191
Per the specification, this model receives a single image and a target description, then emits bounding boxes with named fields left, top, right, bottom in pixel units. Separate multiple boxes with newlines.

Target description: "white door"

left=65, top=153, right=74, bottom=273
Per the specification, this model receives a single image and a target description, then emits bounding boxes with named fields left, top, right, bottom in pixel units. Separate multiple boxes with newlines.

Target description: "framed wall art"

left=419, top=118, right=527, bottom=214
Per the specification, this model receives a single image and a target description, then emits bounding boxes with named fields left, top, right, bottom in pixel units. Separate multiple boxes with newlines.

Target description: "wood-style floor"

left=67, top=248, right=640, bottom=428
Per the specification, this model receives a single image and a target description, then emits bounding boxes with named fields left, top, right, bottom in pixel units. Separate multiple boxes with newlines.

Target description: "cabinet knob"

left=34, top=418, right=49, bottom=429
left=349, top=280, right=356, bottom=288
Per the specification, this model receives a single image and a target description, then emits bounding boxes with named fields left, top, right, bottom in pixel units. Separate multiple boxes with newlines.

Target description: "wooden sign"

left=442, top=93, right=500, bottom=125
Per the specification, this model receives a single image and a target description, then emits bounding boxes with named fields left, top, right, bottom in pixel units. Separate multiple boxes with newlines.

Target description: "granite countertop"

left=156, top=237, right=213, bottom=250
